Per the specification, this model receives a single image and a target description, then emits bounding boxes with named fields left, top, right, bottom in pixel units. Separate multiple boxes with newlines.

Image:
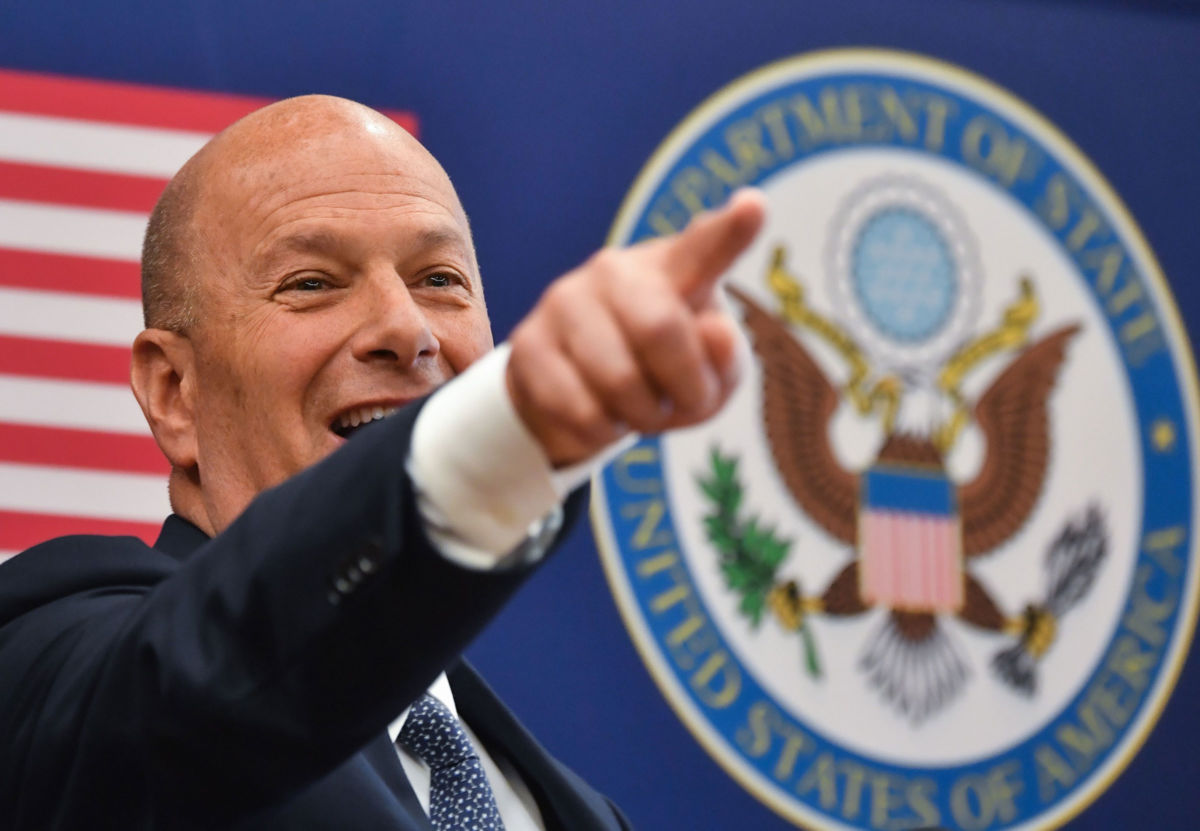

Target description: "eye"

left=281, top=273, right=332, bottom=292
left=423, top=272, right=457, bottom=288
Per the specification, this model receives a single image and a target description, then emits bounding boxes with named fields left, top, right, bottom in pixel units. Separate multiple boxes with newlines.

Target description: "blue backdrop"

left=1, top=1, right=1196, bottom=827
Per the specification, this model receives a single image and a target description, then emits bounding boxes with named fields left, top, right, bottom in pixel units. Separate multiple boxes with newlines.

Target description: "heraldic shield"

left=858, top=464, right=964, bottom=614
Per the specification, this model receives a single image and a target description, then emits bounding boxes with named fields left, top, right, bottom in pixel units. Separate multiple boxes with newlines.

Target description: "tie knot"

left=396, top=694, right=477, bottom=771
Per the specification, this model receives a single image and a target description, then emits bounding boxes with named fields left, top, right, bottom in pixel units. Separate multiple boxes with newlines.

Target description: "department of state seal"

left=592, top=49, right=1199, bottom=831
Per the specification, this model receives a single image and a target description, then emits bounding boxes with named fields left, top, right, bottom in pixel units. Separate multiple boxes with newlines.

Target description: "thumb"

left=664, top=187, right=766, bottom=308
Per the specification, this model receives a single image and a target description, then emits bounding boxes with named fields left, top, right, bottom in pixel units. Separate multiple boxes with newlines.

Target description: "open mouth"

left=331, top=404, right=400, bottom=440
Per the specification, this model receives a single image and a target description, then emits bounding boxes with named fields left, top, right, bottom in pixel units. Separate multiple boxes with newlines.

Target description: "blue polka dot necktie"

left=396, top=693, right=507, bottom=831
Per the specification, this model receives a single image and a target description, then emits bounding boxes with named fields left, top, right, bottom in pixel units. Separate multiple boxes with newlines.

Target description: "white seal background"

left=662, top=147, right=1142, bottom=767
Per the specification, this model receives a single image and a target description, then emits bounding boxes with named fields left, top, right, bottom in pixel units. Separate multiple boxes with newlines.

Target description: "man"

left=0, top=95, right=764, bottom=829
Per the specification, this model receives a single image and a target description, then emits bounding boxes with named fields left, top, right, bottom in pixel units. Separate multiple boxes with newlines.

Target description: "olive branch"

left=697, top=447, right=787, bottom=623
left=697, top=447, right=822, bottom=678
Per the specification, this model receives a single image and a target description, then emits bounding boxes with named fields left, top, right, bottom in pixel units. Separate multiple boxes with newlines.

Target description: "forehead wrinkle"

left=241, top=177, right=468, bottom=248
left=259, top=208, right=472, bottom=252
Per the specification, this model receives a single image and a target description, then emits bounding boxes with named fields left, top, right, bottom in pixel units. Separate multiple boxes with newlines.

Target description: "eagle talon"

left=768, top=580, right=806, bottom=631
left=1022, top=604, right=1057, bottom=658
left=768, top=579, right=825, bottom=679
left=993, top=605, right=1055, bottom=695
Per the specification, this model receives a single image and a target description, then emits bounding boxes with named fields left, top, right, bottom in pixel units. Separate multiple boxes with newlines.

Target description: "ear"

left=131, top=328, right=198, bottom=470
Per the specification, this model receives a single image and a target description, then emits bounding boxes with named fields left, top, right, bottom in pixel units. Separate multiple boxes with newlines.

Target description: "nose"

left=350, top=270, right=440, bottom=367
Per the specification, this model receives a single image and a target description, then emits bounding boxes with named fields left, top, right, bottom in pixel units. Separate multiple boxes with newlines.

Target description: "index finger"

left=664, top=187, right=766, bottom=308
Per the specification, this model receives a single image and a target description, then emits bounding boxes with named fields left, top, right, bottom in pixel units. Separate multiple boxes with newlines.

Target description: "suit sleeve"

left=0, top=398, right=585, bottom=829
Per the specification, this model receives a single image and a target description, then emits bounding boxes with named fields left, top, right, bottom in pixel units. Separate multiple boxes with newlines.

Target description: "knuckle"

left=598, top=363, right=644, bottom=401
left=669, top=364, right=717, bottom=412
left=507, top=324, right=549, bottom=371
left=632, top=306, right=688, bottom=352
left=562, top=399, right=614, bottom=447
left=587, top=247, right=622, bottom=275
left=541, top=278, right=577, bottom=313
left=508, top=321, right=535, bottom=353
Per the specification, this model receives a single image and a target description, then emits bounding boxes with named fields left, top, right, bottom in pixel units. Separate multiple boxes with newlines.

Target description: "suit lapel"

left=448, top=663, right=625, bottom=831
left=361, top=731, right=433, bottom=830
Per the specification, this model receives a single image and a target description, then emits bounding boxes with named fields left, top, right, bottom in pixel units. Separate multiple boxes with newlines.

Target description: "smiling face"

left=153, top=97, right=493, bottom=533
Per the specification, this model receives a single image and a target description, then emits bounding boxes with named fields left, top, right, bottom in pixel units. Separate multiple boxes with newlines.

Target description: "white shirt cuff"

left=408, top=343, right=568, bottom=570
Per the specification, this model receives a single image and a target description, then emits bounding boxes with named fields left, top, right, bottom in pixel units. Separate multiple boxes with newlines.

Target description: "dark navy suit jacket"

left=0, top=402, right=628, bottom=830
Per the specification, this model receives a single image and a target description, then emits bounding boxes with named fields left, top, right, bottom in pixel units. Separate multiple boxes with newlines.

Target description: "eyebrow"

left=407, top=226, right=474, bottom=257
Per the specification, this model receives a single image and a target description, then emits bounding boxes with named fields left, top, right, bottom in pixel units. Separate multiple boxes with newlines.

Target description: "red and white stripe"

left=859, top=510, right=964, bottom=612
left=0, top=68, right=417, bottom=562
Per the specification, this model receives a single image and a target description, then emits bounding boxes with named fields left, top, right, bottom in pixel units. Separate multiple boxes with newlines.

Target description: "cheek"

left=437, top=309, right=494, bottom=373
left=243, top=314, right=342, bottom=388
left=203, top=319, right=340, bottom=439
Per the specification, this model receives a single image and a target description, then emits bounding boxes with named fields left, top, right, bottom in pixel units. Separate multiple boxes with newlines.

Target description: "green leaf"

left=724, top=487, right=742, bottom=516
left=709, top=532, right=737, bottom=557
left=695, top=478, right=715, bottom=502
left=761, top=536, right=790, bottom=567
left=740, top=590, right=764, bottom=616
left=726, top=568, right=753, bottom=592
left=713, top=455, right=736, bottom=484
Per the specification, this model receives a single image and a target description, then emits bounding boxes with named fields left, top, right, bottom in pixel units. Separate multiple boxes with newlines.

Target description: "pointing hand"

left=506, top=188, right=766, bottom=466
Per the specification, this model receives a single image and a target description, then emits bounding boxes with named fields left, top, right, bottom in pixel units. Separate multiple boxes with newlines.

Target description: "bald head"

left=141, top=95, right=456, bottom=332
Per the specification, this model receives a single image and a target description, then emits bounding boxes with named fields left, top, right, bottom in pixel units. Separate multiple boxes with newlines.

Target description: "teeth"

left=336, top=404, right=399, bottom=434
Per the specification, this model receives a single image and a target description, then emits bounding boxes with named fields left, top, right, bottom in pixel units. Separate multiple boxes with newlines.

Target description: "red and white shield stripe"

left=859, top=509, right=964, bottom=613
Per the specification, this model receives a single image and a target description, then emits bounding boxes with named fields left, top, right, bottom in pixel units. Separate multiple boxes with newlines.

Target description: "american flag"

left=858, top=464, right=964, bottom=612
left=0, top=69, right=416, bottom=562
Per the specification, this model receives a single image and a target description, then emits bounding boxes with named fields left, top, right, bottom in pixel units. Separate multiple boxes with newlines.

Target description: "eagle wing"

left=727, top=287, right=858, bottom=545
left=960, top=325, right=1081, bottom=558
